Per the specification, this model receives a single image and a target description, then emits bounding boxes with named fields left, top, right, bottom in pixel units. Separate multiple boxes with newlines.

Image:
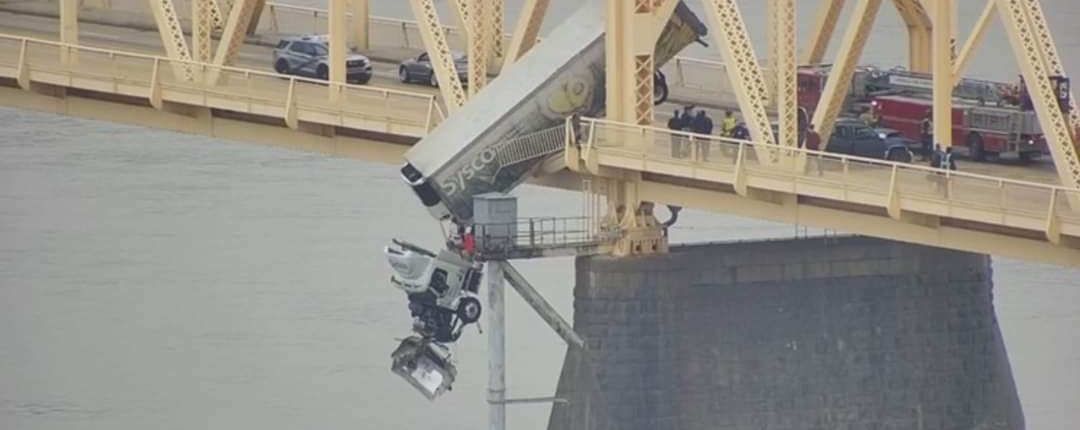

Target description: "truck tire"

left=456, top=297, right=482, bottom=324
left=653, top=71, right=669, bottom=105
left=1019, top=151, right=1038, bottom=163
left=399, top=66, right=411, bottom=83
left=886, top=148, right=912, bottom=163
left=317, top=64, right=329, bottom=81
left=967, top=133, right=986, bottom=162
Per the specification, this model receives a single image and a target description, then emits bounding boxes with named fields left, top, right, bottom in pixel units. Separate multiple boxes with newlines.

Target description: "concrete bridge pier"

left=548, top=236, right=1023, bottom=430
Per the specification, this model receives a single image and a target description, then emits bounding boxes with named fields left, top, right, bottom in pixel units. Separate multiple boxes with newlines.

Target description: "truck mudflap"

left=390, top=336, right=458, bottom=401
left=401, top=1, right=708, bottom=223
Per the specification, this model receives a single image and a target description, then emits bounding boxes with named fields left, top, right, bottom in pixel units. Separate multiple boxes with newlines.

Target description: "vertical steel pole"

left=328, top=0, right=347, bottom=101
left=486, top=261, right=506, bottom=430
left=932, top=0, right=953, bottom=147
left=349, top=0, right=369, bottom=50
left=60, top=0, right=79, bottom=65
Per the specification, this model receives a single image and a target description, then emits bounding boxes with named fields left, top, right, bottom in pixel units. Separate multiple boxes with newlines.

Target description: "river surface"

left=1, top=1, right=1079, bottom=429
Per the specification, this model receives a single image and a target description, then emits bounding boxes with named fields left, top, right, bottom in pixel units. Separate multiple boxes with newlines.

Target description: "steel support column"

left=146, top=0, right=194, bottom=81
left=485, top=261, right=506, bottom=430
left=466, top=0, right=490, bottom=96
left=487, top=0, right=504, bottom=73
left=193, top=0, right=213, bottom=66
left=802, top=0, right=844, bottom=65
left=502, top=0, right=549, bottom=69
left=774, top=0, right=797, bottom=147
left=409, top=0, right=467, bottom=111
left=953, top=0, right=995, bottom=84
left=328, top=0, right=347, bottom=101
left=931, top=0, right=953, bottom=147
left=702, top=0, right=777, bottom=147
left=996, top=0, right=1080, bottom=193
left=811, top=0, right=881, bottom=144
left=60, top=0, right=78, bottom=65
left=891, top=0, right=931, bottom=73
left=349, top=0, right=369, bottom=50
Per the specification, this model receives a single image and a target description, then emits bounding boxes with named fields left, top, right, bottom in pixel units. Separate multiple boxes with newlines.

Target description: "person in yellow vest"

left=721, top=110, right=738, bottom=137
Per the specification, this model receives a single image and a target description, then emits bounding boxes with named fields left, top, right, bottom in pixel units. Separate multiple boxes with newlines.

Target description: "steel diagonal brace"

left=501, top=262, right=585, bottom=349
left=1019, top=0, right=1079, bottom=144
left=995, top=0, right=1080, bottom=195
left=803, top=0, right=844, bottom=65
left=953, top=0, right=995, bottom=84
left=204, top=0, right=259, bottom=85
left=502, top=0, right=550, bottom=69
left=409, top=0, right=467, bottom=111
left=811, top=0, right=882, bottom=144
left=146, top=0, right=195, bottom=82
left=701, top=0, right=776, bottom=151
left=772, top=0, right=797, bottom=147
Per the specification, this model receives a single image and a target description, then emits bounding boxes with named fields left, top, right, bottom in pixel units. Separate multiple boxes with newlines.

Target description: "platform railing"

left=0, top=34, right=444, bottom=136
left=576, top=117, right=1080, bottom=236
left=474, top=216, right=619, bottom=258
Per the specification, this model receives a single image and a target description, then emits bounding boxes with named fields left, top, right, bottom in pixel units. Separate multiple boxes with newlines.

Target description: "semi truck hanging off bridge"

left=382, top=1, right=708, bottom=400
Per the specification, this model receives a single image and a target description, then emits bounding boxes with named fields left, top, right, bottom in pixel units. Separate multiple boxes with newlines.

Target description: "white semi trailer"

left=399, top=1, right=707, bottom=223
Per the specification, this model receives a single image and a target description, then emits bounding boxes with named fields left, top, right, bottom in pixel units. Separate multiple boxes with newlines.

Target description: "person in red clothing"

left=462, top=226, right=476, bottom=257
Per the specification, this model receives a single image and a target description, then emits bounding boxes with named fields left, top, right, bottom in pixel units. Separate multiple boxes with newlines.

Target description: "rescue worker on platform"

left=721, top=110, right=738, bottom=137
left=919, top=110, right=934, bottom=161
left=691, top=110, right=714, bottom=160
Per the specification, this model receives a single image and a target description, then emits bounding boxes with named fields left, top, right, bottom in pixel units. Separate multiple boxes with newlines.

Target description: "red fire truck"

left=796, top=65, right=1068, bottom=162
left=873, top=95, right=1048, bottom=161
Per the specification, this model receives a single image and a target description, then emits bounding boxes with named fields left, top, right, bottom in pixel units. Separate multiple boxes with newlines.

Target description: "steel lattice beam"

left=146, top=0, right=194, bottom=82
left=502, top=0, right=550, bottom=69
left=773, top=0, right=797, bottom=147
left=811, top=0, right=881, bottom=144
left=466, top=0, right=489, bottom=96
left=996, top=0, right=1080, bottom=193
left=802, top=0, right=844, bottom=65
left=409, top=0, right=467, bottom=111
left=1019, top=0, right=1079, bottom=144
left=487, top=0, right=504, bottom=72
left=193, top=0, right=213, bottom=66
left=702, top=0, right=776, bottom=148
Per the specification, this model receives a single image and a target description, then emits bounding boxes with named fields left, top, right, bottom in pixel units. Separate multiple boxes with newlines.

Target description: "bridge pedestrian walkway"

left=569, top=117, right=1080, bottom=266
left=0, top=33, right=444, bottom=139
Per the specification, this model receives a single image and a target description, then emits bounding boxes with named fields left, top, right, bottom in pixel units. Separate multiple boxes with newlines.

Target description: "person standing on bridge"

left=668, top=109, right=686, bottom=158
left=804, top=123, right=824, bottom=176
left=721, top=110, right=738, bottom=137
left=919, top=111, right=934, bottom=161
left=691, top=110, right=714, bottom=161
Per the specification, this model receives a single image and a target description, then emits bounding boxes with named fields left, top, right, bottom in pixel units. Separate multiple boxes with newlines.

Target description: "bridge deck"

left=570, top=118, right=1080, bottom=266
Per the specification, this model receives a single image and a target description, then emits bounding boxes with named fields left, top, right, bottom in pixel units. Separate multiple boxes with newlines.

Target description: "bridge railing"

left=0, top=34, right=445, bottom=136
left=577, top=117, right=1080, bottom=234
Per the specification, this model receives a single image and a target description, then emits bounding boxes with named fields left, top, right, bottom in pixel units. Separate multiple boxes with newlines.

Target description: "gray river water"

left=2, top=1, right=1080, bottom=429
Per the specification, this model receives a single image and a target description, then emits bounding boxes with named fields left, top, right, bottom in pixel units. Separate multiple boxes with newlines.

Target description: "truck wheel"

left=317, top=65, right=329, bottom=81
left=1019, top=152, right=1038, bottom=163
left=966, top=133, right=986, bottom=162
left=399, top=67, right=410, bottom=83
left=653, top=71, right=669, bottom=105
left=886, top=148, right=911, bottom=163
left=456, top=297, right=482, bottom=324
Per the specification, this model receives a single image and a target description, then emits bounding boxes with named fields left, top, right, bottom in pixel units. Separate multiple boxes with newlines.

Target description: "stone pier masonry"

left=548, top=236, right=1023, bottom=430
